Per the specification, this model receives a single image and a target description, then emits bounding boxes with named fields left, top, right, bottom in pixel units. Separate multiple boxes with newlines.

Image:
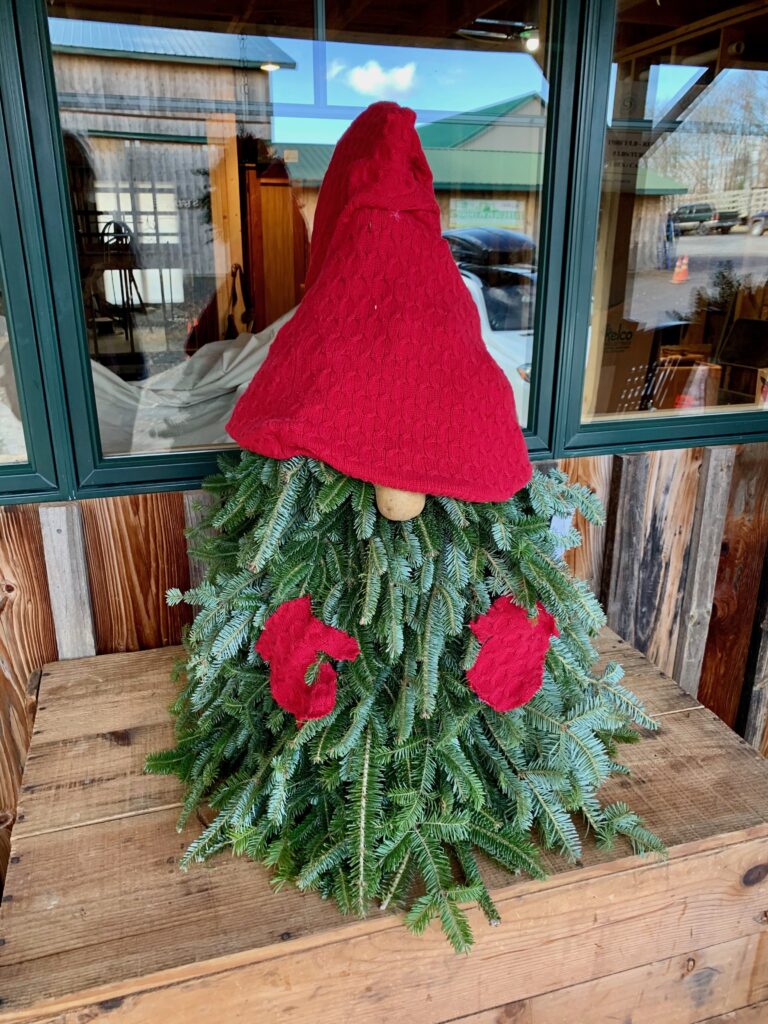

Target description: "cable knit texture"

left=467, top=597, right=558, bottom=711
left=255, top=596, right=360, bottom=721
left=227, top=101, right=532, bottom=502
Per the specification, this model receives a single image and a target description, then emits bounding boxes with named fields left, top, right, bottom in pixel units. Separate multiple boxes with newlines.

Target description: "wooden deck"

left=1, top=630, right=768, bottom=1022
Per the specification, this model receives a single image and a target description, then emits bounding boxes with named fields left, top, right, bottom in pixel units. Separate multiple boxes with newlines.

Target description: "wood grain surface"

left=79, top=493, right=192, bottom=653
left=13, top=632, right=700, bottom=844
left=603, top=448, right=704, bottom=678
left=699, top=443, right=768, bottom=727
left=559, top=455, right=613, bottom=591
left=744, top=547, right=768, bottom=756
left=700, top=1003, right=768, bottom=1024
left=673, top=447, right=736, bottom=697
left=38, top=503, right=96, bottom=660
left=0, top=505, right=56, bottom=886
left=2, top=633, right=768, bottom=1021
left=449, top=933, right=768, bottom=1024
left=1, top=835, right=766, bottom=1024
left=182, top=489, right=215, bottom=588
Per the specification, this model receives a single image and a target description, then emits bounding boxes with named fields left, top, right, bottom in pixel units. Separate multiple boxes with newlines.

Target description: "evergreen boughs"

left=147, top=454, right=664, bottom=952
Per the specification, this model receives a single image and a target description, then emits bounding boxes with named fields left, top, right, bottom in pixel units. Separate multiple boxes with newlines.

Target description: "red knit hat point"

left=227, top=101, right=532, bottom=503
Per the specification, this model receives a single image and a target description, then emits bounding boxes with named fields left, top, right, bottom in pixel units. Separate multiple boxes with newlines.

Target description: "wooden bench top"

left=1, top=630, right=768, bottom=1023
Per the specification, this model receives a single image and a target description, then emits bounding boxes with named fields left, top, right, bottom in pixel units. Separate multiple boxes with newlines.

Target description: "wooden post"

left=673, top=447, right=735, bottom=696
left=600, top=449, right=705, bottom=676
left=697, top=443, right=768, bottom=727
left=182, top=490, right=216, bottom=588
left=601, top=453, right=651, bottom=647
left=743, top=560, right=768, bottom=754
left=38, top=503, right=96, bottom=660
left=559, top=455, right=614, bottom=592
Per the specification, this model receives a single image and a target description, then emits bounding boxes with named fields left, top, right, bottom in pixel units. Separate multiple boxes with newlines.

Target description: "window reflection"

left=584, top=2, right=768, bottom=421
left=49, top=2, right=550, bottom=454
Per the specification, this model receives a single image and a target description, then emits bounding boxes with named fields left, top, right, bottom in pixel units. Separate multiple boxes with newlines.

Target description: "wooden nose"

left=374, top=485, right=426, bottom=521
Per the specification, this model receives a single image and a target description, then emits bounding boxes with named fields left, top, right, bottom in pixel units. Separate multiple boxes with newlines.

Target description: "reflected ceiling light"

left=260, top=62, right=280, bottom=72
left=456, top=19, right=539, bottom=51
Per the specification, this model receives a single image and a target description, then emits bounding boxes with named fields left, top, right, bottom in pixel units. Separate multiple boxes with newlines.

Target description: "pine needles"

left=146, top=454, right=664, bottom=952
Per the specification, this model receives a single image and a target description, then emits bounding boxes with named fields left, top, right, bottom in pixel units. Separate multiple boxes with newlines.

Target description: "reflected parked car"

left=443, top=228, right=536, bottom=423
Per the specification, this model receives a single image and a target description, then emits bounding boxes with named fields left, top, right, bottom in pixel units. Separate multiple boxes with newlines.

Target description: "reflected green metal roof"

left=636, top=167, right=687, bottom=195
left=48, top=18, right=295, bottom=69
left=416, top=94, right=544, bottom=149
left=275, top=143, right=684, bottom=194
left=276, top=144, right=543, bottom=191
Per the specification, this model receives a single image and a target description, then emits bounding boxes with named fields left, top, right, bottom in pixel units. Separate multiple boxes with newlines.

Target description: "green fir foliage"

left=146, top=454, right=663, bottom=952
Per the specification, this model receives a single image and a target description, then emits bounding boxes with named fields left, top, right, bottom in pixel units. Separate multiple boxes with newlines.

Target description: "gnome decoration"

left=149, top=102, right=662, bottom=953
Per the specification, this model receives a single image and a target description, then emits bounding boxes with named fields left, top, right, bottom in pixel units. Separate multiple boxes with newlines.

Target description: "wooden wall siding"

left=182, top=490, right=216, bottom=588
left=559, top=455, right=613, bottom=592
left=79, top=493, right=192, bottom=654
left=0, top=505, right=58, bottom=880
left=602, top=448, right=704, bottom=678
left=744, top=552, right=768, bottom=757
left=39, top=504, right=96, bottom=661
left=698, top=444, right=768, bottom=728
left=673, top=447, right=737, bottom=697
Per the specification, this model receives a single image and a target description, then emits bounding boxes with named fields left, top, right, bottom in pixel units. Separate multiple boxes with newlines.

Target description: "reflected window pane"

left=584, top=2, right=768, bottom=422
left=50, top=2, right=550, bottom=455
left=0, top=272, right=29, bottom=464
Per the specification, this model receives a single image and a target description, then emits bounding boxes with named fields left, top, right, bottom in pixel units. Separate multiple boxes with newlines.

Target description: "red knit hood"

left=227, top=101, right=532, bottom=502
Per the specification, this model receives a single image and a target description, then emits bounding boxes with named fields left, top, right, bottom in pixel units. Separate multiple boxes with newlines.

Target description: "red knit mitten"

left=467, top=597, right=558, bottom=711
left=256, top=596, right=360, bottom=721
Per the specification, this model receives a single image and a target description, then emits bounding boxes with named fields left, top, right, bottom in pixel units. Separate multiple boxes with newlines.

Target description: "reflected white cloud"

left=327, top=58, right=346, bottom=81
left=346, top=60, right=416, bottom=97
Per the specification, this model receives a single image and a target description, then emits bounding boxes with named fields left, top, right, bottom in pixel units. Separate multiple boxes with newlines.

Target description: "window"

left=583, top=0, right=768, bottom=428
left=44, top=0, right=557, bottom=468
left=2, top=0, right=768, bottom=502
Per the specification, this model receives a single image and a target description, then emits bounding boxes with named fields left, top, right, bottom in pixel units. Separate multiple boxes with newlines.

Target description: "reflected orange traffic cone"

left=671, top=255, right=689, bottom=284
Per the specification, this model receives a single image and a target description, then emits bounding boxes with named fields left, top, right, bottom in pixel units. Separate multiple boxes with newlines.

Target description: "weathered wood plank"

left=674, top=447, right=736, bottom=697
left=602, top=452, right=651, bottom=644
left=699, top=1002, right=768, bottom=1023
left=80, top=493, right=192, bottom=653
left=0, top=826, right=9, bottom=889
left=38, top=504, right=96, bottom=660
left=16, top=721, right=180, bottom=839
left=444, top=932, right=768, bottom=1024
left=13, top=632, right=702, bottom=843
left=602, top=449, right=704, bottom=677
left=181, top=490, right=215, bottom=588
left=1, top=833, right=766, bottom=1023
left=558, top=455, right=613, bottom=591
left=698, top=443, right=768, bottom=727
left=743, top=547, right=768, bottom=755
left=15, top=646, right=181, bottom=840
left=634, top=448, right=704, bottom=677
left=0, top=505, right=57, bottom=883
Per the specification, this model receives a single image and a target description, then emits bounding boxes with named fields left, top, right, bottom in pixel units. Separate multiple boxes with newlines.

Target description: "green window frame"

left=0, top=0, right=765, bottom=504
left=0, top=3, right=69, bottom=502
left=552, top=0, right=768, bottom=458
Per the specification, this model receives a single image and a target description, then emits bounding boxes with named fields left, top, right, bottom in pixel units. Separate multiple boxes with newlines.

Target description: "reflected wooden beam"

left=616, top=0, right=768, bottom=62
left=325, top=0, right=372, bottom=32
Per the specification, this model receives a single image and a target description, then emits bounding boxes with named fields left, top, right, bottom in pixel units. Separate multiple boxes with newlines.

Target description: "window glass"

left=49, top=1, right=550, bottom=455
left=0, top=265, right=29, bottom=463
left=584, top=2, right=768, bottom=423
